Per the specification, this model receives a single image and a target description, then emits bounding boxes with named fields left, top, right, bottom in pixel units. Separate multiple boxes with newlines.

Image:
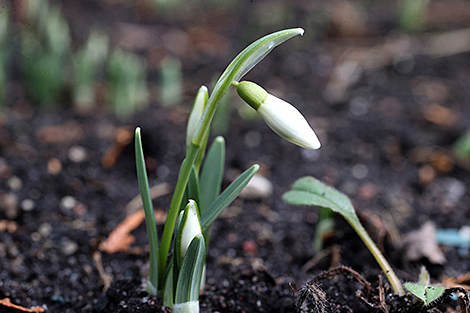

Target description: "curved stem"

left=349, top=218, right=405, bottom=296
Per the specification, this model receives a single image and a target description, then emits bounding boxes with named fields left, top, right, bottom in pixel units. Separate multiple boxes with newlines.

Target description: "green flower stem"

left=350, top=219, right=405, bottom=296
left=159, top=142, right=200, bottom=286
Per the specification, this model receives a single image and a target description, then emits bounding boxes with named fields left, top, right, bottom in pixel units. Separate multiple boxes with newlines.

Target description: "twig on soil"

left=125, top=183, right=171, bottom=215
left=312, top=265, right=374, bottom=295
left=0, top=297, right=45, bottom=312
left=92, top=251, right=113, bottom=291
left=101, top=126, right=134, bottom=169
left=295, top=281, right=328, bottom=313
left=301, top=245, right=341, bottom=273
left=444, top=272, right=470, bottom=291
left=100, top=183, right=170, bottom=254
left=378, top=276, right=390, bottom=313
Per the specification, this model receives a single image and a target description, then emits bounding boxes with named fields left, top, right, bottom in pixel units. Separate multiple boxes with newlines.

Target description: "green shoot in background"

left=283, top=176, right=405, bottom=296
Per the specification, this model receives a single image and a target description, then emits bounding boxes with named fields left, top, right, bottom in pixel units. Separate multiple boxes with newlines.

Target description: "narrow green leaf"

left=199, top=136, right=225, bottom=213
left=418, top=266, right=430, bottom=286
left=187, top=167, right=201, bottom=212
left=175, top=234, right=206, bottom=304
left=201, top=164, right=259, bottom=230
left=135, top=127, right=159, bottom=293
left=162, top=262, right=174, bottom=307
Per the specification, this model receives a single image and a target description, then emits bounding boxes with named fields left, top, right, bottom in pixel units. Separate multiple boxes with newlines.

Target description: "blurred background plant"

left=20, top=0, right=70, bottom=108
left=72, top=29, right=109, bottom=112
left=0, top=3, right=10, bottom=107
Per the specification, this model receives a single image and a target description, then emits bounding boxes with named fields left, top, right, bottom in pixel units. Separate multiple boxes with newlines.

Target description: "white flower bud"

left=236, top=81, right=321, bottom=150
left=186, top=86, right=209, bottom=149
left=177, top=200, right=202, bottom=262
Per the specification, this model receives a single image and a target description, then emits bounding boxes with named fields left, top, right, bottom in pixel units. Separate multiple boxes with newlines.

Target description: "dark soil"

left=2, top=1, right=470, bottom=313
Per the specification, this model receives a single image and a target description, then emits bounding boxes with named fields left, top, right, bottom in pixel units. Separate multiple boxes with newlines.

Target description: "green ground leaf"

left=405, top=283, right=445, bottom=306
left=282, top=176, right=357, bottom=224
left=283, top=176, right=406, bottom=296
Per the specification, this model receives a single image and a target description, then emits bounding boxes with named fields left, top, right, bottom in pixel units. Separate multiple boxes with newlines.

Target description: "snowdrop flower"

left=176, top=200, right=202, bottom=263
left=235, top=81, right=321, bottom=150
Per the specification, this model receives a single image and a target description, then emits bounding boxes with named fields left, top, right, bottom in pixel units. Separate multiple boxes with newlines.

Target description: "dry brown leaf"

left=402, top=221, right=447, bottom=265
left=125, top=183, right=171, bottom=215
left=0, top=298, right=45, bottom=312
left=92, top=251, right=113, bottom=291
left=101, top=126, right=133, bottom=169
left=100, top=209, right=145, bottom=254
left=101, top=183, right=170, bottom=254
left=36, top=121, right=84, bottom=144
left=100, top=208, right=167, bottom=254
left=423, top=103, right=458, bottom=127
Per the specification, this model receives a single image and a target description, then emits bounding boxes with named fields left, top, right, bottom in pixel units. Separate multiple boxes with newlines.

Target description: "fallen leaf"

left=423, top=103, right=458, bottom=127
left=402, top=221, right=447, bottom=265
left=36, top=121, right=84, bottom=144
left=100, top=209, right=145, bottom=254
left=101, top=126, right=133, bottom=169
left=0, top=298, right=45, bottom=312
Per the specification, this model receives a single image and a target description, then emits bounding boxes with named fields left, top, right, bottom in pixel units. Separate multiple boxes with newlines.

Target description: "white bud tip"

left=297, top=28, right=305, bottom=36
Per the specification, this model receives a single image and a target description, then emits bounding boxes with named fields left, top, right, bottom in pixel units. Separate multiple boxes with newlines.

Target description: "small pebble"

left=68, top=146, right=87, bottom=163
left=358, top=182, right=378, bottom=200
left=7, top=176, right=23, bottom=191
left=38, top=223, right=52, bottom=237
left=60, top=196, right=77, bottom=212
left=31, top=232, right=41, bottom=242
left=351, top=164, right=368, bottom=179
left=239, top=174, right=273, bottom=200
left=61, top=240, right=78, bottom=256
left=0, top=158, right=11, bottom=179
left=242, top=240, right=258, bottom=256
left=21, top=199, right=35, bottom=211
left=244, top=130, right=261, bottom=148
left=1, top=193, right=19, bottom=219
left=47, top=158, right=62, bottom=175
left=301, top=148, right=321, bottom=162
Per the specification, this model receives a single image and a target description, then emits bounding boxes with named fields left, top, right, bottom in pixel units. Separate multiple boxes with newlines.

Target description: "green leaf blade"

left=282, top=176, right=357, bottom=223
left=175, top=234, right=206, bottom=304
left=404, top=283, right=446, bottom=306
left=201, top=164, right=259, bottom=230
left=135, top=128, right=159, bottom=292
left=199, top=136, right=225, bottom=213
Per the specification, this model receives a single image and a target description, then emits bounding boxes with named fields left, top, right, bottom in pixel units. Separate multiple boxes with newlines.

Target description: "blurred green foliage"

left=9, top=0, right=152, bottom=118
left=160, top=55, right=182, bottom=108
left=107, top=49, right=149, bottom=119
left=20, top=0, right=71, bottom=107
left=453, top=131, right=470, bottom=162
left=73, top=29, right=109, bottom=111
left=398, top=0, right=430, bottom=32
left=0, top=3, right=9, bottom=106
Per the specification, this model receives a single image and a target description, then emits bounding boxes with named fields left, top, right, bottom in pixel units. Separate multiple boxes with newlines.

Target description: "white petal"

left=257, top=94, right=321, bottom=149
left=180, top=200, right=202, bottom=257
